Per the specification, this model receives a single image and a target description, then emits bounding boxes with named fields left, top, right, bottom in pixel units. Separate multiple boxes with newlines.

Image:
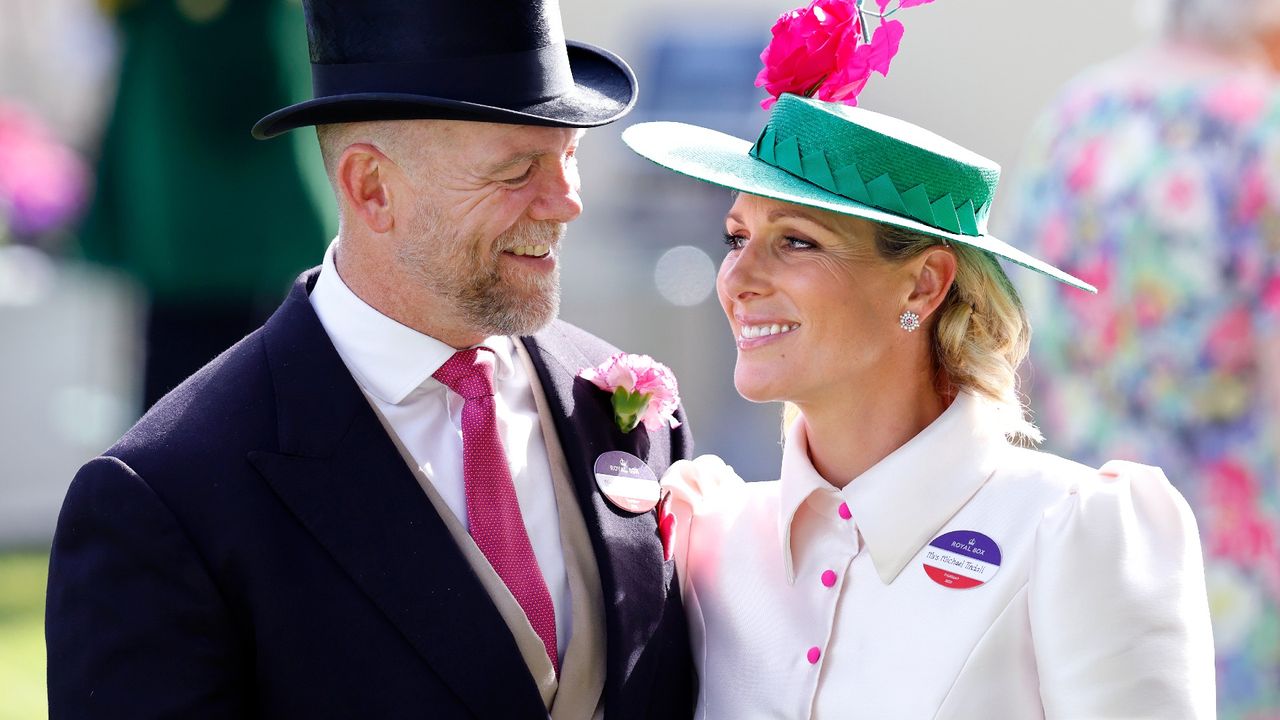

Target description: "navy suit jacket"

left=46, top=270, right=697, bottom=719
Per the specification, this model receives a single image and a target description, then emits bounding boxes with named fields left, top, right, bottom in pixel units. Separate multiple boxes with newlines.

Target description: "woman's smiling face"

left=717, top=194, right=915, bottom=405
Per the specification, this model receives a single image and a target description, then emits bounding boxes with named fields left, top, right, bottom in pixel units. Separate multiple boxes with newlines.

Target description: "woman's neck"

left=796, top=378, right=948, bottom=490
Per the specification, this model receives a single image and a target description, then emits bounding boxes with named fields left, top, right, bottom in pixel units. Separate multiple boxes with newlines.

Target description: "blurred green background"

left=0, top=552, right=47, bottom=720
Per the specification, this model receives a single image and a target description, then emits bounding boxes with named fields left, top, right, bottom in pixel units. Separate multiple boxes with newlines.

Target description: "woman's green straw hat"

left=623, top=94, right=1097, bottom=293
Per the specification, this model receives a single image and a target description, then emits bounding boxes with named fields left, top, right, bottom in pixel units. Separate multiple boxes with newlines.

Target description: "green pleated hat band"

left=749, top=95, right=1000, bottom=237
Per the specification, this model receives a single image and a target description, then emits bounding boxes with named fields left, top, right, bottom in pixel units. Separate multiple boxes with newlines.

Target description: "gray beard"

left=398, top=211, right=565, bottom=338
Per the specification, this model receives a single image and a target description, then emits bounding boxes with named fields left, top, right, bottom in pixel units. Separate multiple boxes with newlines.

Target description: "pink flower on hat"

left=755, top=0, right=931, bottom=110
left=579, top=353, right=682, bottom=433
left=755, top=0, right=860, bottom=109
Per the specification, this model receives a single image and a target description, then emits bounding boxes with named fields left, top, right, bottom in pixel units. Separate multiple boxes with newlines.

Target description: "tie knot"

left=432, top=347, right=497, bottom=400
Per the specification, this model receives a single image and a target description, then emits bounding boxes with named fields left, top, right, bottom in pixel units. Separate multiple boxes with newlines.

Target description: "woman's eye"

left=722, top=233, right=745, bottom=251
left=785, top=236, right=815, bottom=250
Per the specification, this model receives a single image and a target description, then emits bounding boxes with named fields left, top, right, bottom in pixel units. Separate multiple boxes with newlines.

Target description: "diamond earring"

left=899, top=310, right=921, bottom=332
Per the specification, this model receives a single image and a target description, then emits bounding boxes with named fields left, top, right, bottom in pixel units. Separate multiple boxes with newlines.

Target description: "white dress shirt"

left=662, top=392, right=1216, bottom=719
left=309, top=241, right=571, bottom=658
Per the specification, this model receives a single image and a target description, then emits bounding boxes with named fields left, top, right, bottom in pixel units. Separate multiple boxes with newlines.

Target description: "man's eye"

left=502, top=165, right=534, bottom=184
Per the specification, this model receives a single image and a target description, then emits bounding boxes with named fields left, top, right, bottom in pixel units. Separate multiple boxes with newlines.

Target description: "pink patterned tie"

left=433, top=348, right=558, bottom=673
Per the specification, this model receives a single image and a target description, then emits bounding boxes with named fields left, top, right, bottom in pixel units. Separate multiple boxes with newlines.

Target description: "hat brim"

left=252, top=42, right=636, bottom=139
left=623, top=121, right=1096, bottom=293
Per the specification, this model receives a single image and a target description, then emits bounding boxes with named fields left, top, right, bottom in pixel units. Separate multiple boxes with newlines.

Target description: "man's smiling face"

left=395, top=120, right=585, bottom=337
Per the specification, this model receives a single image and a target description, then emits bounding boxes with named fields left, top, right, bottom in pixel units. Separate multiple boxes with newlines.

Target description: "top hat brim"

left=623, top=121, right=1096, bottom=293
left=252, top=42, right=636, bottom=139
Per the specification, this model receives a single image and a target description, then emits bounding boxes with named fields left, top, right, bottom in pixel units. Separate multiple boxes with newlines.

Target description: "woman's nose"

left=718, top=238, right=771, bottom=301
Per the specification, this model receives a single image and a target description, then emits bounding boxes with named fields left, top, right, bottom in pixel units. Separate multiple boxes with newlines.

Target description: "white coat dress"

left=660, top=392, right=1216, bottom=720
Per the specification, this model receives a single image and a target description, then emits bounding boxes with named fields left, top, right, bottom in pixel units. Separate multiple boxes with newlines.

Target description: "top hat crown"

left=252, top=0, right=637, bottom=139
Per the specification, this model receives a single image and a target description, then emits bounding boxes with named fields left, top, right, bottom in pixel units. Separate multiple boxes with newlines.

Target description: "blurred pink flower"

left=1067, top=140, right=1103, bottom=194
left=1205, top=306, right=1255, bottom=372
left=0, top=102, right=88, bottom=237
left=580, top=353, right=682, bottom=433
left=1206, top=460, right=1277, bottom=576
left=1205, top=79, right=1268, bottom=126
left=1062, top=259, right=1111, bottom=317
left=1234, top=164, right=1267, bottom=224
left=1038, top=213, right=1070, bottom=264
left=1261, top=274, right=1280, bottom=314
left=1164, top=173, right=1197, bottom=209
left=1060, top=259, right=1117, bottom=352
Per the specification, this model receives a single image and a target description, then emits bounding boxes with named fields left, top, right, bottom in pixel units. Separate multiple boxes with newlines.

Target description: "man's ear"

left=907, top=245, right=958, bottom=321
left=335, top=143, right=398, bottom=234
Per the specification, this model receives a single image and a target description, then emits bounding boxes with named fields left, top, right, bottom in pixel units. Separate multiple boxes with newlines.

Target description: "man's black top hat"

left=252, top=0, right=636, bottom=139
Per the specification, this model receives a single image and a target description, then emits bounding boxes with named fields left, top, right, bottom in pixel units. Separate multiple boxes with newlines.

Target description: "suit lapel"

left=521, top=324, right=673, bottom=716
left=248, top=272, right=545, bottom=718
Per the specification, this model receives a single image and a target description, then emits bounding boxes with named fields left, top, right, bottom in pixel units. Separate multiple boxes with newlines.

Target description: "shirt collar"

left=309, top=239, right=518, bottom=405
left=778, top=392, right=1006, bottom=585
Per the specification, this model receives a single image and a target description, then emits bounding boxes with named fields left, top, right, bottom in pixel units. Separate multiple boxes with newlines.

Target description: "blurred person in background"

left=1011, top=0, right=1280, bottom=715
left=79, top=0, right=328, bottom=409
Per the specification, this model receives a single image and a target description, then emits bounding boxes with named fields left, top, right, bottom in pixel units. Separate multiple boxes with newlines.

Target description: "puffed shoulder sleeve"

left=659, top=455, right=745, bottom=596
left=1029, top=460, right=1216, bottom=720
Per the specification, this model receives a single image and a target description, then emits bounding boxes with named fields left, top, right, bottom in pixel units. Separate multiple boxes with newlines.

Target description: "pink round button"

left=821, top=570, right=837, bottom=587
left=838, top=502, right=852, bottom=520
left=807, top=646, right=821, bottom=664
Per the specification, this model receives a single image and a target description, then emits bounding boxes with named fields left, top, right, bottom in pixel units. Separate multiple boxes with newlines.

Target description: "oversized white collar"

left=778, top=392, right=1006, bottom=584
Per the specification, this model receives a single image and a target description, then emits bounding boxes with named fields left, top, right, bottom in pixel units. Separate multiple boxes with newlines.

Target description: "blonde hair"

left=782, top=222, right=1041, bottom=443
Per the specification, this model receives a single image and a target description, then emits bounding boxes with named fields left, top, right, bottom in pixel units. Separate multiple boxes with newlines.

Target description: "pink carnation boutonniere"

left=755, top=0, right=936, bottom=110
left=579, top=353, right=682, bottom=434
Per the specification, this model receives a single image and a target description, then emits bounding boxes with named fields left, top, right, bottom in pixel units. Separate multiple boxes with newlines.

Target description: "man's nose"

left=527, top=158, right=583, bottom=223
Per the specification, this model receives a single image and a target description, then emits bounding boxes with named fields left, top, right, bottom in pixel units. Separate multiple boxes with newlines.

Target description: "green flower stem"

left=803, top=75, right=829, bottom=98
left=611, top=387, right=653, bottom=433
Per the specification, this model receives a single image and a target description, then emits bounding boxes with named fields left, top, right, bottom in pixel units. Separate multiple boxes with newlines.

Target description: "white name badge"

left=593, top=450, right=659, bottom=513
left=922, top=530, right=1002, bottom=589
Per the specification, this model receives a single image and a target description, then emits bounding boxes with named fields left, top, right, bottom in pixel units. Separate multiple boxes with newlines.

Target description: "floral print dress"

left=1010, top=43, right=1280, bottom=719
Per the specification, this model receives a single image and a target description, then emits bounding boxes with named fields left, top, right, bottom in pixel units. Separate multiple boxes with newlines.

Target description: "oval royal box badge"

left=922, top=530, right=1002, bottom=589
left=593, top=450, right=660, bottom=513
